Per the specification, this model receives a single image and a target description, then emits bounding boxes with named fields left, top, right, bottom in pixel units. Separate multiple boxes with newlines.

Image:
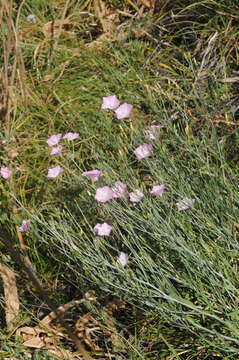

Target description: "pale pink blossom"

left=133, top=143, right=153, bottom=159
left=176, top=198, right=195, bottom=211
left=82, top=170, right=102, bottom=182
left=101, top=95, right=120, bottom=110
left=117, top=252, right=129, bottom=267
left=112, top=181, right=127, bottom=198
left=18, top=219, right=30, bottom=232
left=50, top=145, right=63, bottom=156
left=63, top=132, right=79, bottom=141
left=94, top=186, right=115, bottom=203
left=150, top=184, right=165, bottom=197
left=46, top=134, right=62, bottom=147
left=0, top=167, right=12, bottom=179
left=145, top=125, right=163, bottom=140
left=129, top=189, right=144, bottom=203
left=47, top=165, right=64, bottom=178
left=115, top=103, right=133, bottom=120
left=93, top=222, right=112, bottom=236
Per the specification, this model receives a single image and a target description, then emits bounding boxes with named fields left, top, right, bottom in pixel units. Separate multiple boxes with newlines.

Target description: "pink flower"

left=47, top=165, right=64, bottom=178
left=129, top=189, right=144, bottom=203
left=82, top=170, right=102, bottom=182
left=133, top=143, right=153, bottom=159
left=0, top=167, right=12, bottom=179
left=46, top=134, right=62, bottom=147
left=94, top=186, right=115, bottom=203
left=93, top=222, right=112, bottom=236
left=18, top=219, right=30, bottom=232
left=63, top=132, right=79, bottom=141
left=101, top=95, right=120, bottom=110
left=115, top=103, right=133, bottom=120
left=112, top=181, right=127, bottom=198
left=150, top=184, right=165, bottom=197
left=176, top=198, right=195, bottom=211
left=117, top=252, right=129, bottom=267
left=145, top=125, right=163, bottom=140
left=50, top=145, right=63, bottom=156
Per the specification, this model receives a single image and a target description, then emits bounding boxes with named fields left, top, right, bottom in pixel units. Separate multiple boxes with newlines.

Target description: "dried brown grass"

left=0, top=0, right=27, bottom=129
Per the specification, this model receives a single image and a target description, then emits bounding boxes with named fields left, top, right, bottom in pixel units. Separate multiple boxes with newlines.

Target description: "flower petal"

left=112, top=181, right=127, bottom=198
left=115, top=103, right=133, bottom=119
left=117, top=252, right=129, bottom=267
left=133, top=143, right=153, bottom=159
left=63, top=132, right=79, bottom=141
left=101, top=95, right=120, bottom=110
left=0, top=167, right=12, bottom=179
left=129, top=189, right=144, bottom=203
left=93, top=222, right=112, bottom=236
left=94, top=186, right=115, bottom=203
left=50, top=145, right=63, bottom=156
left=46, top=134, right=62, bottom=147
left=82, top=170, right=102, bottom=182
left=150, top=184, right=165, bottom=197
left=47, top=166, right=64, bottom=178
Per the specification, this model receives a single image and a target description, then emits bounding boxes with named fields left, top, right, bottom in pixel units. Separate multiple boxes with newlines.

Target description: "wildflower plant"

left=1, top=1, right=239, bottom=356
left=37, top=119, right=239, bottom=352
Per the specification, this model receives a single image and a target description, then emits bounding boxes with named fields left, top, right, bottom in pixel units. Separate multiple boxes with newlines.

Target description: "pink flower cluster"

left=94, top=181, right=128, bottom=202
left=3, top=96, right=196, bottom=269
left=87, top=98, right=196, bottom=259
left=93, top=222, right=129, bottom=266
left=93, top=182, right=165, bottom=204
left=46, top=132, right=79, bottom=178
left=46, top=132, right=79, bottom=148
left=101, top=95, right=133, bottom=120
left=132, top=124, right=165, bottom=160
left=86, top=167, right=167, bottom=245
